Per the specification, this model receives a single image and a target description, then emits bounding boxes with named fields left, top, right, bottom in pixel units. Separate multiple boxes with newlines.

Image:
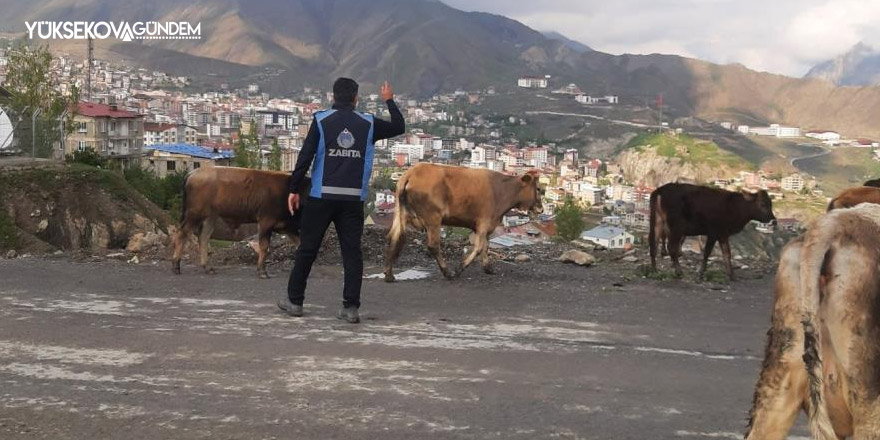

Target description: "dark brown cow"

left=171, top=166, right=309, bottom=278
left=649, top=183, right=775, bottom=279
left=383, top=163, right=543, bottom=281
left=747, top=203, right=880, bottom=439
left=863, top=178, right=880, bottom=187
left=827, top=185, right=880, bottom=211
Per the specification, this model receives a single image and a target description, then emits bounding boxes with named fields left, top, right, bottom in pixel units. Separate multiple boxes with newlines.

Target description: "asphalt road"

left=0, top=256, right=809, bottom=439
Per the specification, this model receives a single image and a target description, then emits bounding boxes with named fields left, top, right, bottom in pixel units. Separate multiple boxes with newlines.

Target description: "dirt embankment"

left=0, top=164, right=173, bottom=254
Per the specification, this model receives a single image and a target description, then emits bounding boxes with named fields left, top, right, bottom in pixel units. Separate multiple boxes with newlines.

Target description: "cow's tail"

left=388, top=174, right=410, bottom=244
left=800, top=216, right=838, bottom=440
left=648, top=190, right=659, bottom=266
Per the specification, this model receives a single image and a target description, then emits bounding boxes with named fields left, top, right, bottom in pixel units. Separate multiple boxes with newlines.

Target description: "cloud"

left=441, top=0, right=880, bottom=77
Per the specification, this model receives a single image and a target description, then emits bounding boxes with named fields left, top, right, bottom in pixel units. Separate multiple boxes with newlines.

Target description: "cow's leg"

left=172, top=217, right=200, bottom=275
left=719, top=238, right=735, bottom=280
left=667, top=231, right=685, bottom=277
left=746, top=238, right=809, bottom=440
left=744, top=325, right=808, bottom=440
left=198, top=217, right=216, bottom=274
left=426, top=224, right=452, bottom=279
left=698, top=236, right=716, bottom=281
left=460, top=226, right=488, bottom=275
left=256, top=220, right=274, bottom=279
left=479, top=232, right=493, bottom=274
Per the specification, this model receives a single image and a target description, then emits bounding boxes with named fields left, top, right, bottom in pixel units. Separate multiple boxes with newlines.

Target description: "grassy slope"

left=623, top=132, right=756, bottom=171
left=795, top=147, right=880, bottom=195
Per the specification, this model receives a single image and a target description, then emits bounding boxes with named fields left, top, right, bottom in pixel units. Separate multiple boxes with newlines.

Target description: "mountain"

left=805, top=42, right=880, bottom=86
left=541, top=31, right=592, bottom=54
left=3, top=0, right=880, bottom=139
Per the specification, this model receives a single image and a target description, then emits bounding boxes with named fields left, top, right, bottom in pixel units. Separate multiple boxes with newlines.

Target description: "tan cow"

left=171, top=166, right=308, bottom=278
left=746, top=203, right=880, bottom=439
left=383, top=163, right=543, bottom=282
left=827, top=185, right=880, bottom=211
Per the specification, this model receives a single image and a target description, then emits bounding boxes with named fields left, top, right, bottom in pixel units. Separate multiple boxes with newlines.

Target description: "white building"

left=748, top=124, right=801, bottom=138
left=580, top=225, right=634, bottom=249
left=144, top=123, right=198, bottom=147
left=471, top=146, right=486, bottom=164
left=517, top=77, right=548, bottom=88
left=390, top=143, right=425, bottom=162
left=805, top=130, right=840, bottom=142
left=781, top=173, right=804, bottom=192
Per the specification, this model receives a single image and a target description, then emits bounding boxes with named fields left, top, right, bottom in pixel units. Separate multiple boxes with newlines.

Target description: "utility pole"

left=87, top=36, right=94, bottom=102
left=31, top=108, right=42, bottom=160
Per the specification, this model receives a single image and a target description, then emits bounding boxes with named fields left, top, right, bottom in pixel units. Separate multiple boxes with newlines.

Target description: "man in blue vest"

left=278, top=78, right=404, bottom=323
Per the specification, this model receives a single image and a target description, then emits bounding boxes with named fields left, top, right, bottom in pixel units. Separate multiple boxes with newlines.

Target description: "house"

left=144, top=122, right=198, bottom=146
left=66, top=101, right=145, bottom=161
left=580, top=225, right=634, bottom=249
left=852, top=138, right=879, bottom=148
left=142, top=143, right=234, bottom=178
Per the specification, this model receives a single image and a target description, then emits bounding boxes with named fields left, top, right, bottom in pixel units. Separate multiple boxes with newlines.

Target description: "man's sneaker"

left=336, top=307, right=360, bottom=324
left=277, top=298, right=303, bottom=317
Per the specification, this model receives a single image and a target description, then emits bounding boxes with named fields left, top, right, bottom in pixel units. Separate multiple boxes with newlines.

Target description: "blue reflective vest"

left=310, top=108, right=375, bottom=201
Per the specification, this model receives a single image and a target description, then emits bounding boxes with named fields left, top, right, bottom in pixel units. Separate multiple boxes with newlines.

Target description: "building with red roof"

left=66, top=102, right=144, bottom=163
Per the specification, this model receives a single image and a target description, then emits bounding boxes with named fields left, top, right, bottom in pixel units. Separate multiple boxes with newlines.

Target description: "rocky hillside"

left=805, top=42, right=880, bottom=86
left=0, top=164, right=173, bottom=254
left=616, top=132, right=754, bottom=187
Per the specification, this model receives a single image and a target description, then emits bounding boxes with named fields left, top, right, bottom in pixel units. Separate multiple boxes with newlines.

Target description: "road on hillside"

left=0, top=257, right=809, bottom=439
left=790, top=148, right=830, bottom=168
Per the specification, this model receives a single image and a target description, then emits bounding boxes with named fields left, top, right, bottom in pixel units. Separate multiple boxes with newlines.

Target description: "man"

left=277, top=78, right=404, bottom=323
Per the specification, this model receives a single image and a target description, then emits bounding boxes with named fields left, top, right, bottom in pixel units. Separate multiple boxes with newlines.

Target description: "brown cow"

left=827, top=185, right=880, bottom=211
left=383, top=163, right=543, bottom=282
left=649, top=183, right=775, bottom=280
left=171, top=166, right=309, bottom=278
left=746, top=203, right=880, bottom=439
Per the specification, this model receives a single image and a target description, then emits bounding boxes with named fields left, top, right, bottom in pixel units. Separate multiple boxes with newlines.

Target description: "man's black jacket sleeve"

left=373, top=99, right=405, bottom=142
left=289, top=117, right=318, bottom=193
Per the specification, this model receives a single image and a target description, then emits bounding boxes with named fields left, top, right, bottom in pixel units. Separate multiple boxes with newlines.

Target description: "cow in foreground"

left=171, top=166, right=309, bottom=278
left=649, top=183, right=775, bottom=280
left=827, top=185, right=880, bottom=211
left=746, top=203, right=880, bottom=439
left=383, top=163, right=542, bottom=282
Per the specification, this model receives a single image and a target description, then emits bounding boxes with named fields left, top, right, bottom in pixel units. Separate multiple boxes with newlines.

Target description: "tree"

left=233, top=123, right=260, bottom=169
left=3, top=41, right=79, bottom=158
left=555, top=197, right=586, bottom=242
left=268, top=137, right=282, bottom=171
left=371, top=167, right=396, bottom=191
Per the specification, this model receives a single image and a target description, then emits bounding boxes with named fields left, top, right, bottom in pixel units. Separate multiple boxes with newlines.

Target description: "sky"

left=441, top=0, right=880, bottom=77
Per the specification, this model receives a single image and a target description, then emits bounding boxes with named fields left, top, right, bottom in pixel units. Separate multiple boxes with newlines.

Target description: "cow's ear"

left=521, top=174, right=533, bottom=184
left=742, top=191, right=755, bottom=201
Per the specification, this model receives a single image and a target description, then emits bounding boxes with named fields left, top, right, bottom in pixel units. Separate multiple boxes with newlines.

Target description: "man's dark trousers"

left=288, top=197, right=364, bottom=309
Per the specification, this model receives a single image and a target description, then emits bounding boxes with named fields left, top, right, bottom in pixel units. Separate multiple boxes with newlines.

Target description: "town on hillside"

left=2, top=48, right=877, bottom=246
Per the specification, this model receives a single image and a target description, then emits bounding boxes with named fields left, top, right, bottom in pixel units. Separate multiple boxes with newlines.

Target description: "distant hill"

left=805, top=42, right=880, bottom=86
left=4, top=0, right=880, bottom=138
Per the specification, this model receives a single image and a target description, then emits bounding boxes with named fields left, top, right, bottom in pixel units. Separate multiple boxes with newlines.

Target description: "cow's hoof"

left=384, top=273, right=396, bottom=283
left=205, top=267, right=216, bottom=275
left=483, top=266, right=494, bottom=275
left=258, top=272, right=270, bottom=279
left=172, top=267, right=181, bottom=275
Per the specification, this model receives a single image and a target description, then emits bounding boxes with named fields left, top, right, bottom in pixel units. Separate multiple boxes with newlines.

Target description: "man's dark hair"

left=333, top=77, right=359, bottom=104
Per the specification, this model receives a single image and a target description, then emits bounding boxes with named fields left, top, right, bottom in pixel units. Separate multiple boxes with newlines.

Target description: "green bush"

left=555, top=197, right=585, bottom=242
left=122, top=167, right=188, bottom=217
left=65, top=149, right=107, bottom=168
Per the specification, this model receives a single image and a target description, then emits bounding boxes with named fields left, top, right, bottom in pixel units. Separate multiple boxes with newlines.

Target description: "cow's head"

left=517, top=170, right=544, bottom=216
left=743, top=189, right=776, bottom=224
